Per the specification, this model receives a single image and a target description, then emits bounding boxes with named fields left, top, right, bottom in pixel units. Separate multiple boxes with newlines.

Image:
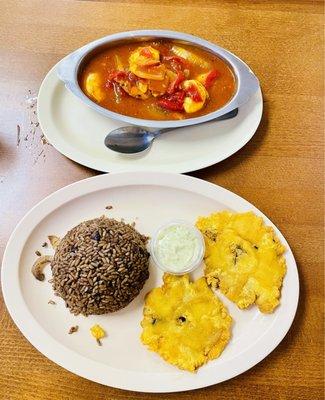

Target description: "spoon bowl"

left=104, top=108, right=239, bottom=154
left=104, top=126, right=157, bottom=154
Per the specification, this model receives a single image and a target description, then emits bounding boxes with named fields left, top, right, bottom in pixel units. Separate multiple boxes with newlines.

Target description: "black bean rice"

left=51, top=216, right=149, bottom=316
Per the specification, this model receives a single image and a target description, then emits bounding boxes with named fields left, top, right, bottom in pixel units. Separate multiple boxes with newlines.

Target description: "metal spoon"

left=104, top=108, right=239, bottom=154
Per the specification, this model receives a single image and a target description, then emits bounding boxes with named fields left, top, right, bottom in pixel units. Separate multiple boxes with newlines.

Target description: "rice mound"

left=51, top=216, right=149, bottom=315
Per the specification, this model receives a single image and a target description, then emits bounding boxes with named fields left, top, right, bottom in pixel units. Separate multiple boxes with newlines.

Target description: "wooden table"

left=0, top=1, right=323, bottom=399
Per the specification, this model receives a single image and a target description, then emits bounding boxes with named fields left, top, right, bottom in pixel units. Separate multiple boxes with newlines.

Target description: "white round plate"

left=37, top=63, right=263, bottom=173
left=1, top=173, right=298, bottom=393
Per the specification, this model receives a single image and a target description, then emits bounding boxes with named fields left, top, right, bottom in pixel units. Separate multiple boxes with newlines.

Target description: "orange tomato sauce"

left=79, top=40, right=236, bottom=120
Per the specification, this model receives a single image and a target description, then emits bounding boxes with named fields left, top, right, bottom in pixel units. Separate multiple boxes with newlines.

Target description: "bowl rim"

left=58, top=29, right=260, bottom=128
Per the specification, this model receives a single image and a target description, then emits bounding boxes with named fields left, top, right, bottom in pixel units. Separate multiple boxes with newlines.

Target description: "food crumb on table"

left=16, top=124, right=21, bottom=147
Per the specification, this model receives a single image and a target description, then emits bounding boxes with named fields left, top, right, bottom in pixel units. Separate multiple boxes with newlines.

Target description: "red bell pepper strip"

left=163, top=55, right=189, bottom=72
left=163, top=55, right=188, bottom=65
left=204, top=69, right=220, bottom=88
left=185, top=84, right=202, bottom=102
left=157, top=99, right=183, bottom=111
left=107, top=70, right=128, bottom=81
left=157, top=91, right=186, bottom=111
left=167, top=71, right=185, bottom=94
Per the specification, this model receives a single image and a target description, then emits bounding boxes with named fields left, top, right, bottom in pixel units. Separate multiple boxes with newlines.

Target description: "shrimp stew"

left=79, top=40, right=236, bottom=120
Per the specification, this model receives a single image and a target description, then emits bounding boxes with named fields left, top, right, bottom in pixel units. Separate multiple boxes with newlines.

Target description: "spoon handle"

left=215, top=107, right=239, bottom=120
left=156, top=108, right=239, bottom=135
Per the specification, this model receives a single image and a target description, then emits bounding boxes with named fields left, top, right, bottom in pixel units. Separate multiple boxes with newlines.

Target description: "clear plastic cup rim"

left=150, top=219, right=205, bottom=275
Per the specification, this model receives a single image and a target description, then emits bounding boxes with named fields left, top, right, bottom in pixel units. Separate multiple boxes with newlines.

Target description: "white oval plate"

left=1, top=173, right=298, bottom=393
left=37, top=63, right=263, bottom=173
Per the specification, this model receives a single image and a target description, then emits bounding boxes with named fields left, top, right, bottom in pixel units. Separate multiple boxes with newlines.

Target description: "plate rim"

left=1, top=172, right=299, bottom=392
left=37, top=64, right=263, bottom=173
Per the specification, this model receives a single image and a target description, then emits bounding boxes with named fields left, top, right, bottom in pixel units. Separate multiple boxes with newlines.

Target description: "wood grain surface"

left=0, top=0, right=323, bottom=399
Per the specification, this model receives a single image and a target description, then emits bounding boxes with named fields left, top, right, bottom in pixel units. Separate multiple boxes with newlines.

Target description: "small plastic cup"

left=150, top=220, right=205, bottom=275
